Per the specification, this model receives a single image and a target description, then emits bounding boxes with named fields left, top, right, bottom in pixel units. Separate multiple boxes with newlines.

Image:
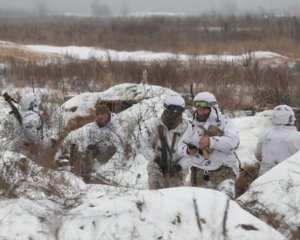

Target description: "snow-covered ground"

left=0, top=52, right=296, bottom=238
left=25, top=44, right=290, bottom=65
left=0, top=154, right=286, bottom=240
left=0, top=83, right=288, bottom=239
left=0, top=41, right=296, bottom=67
left=237, top=151, right=300, bottom=237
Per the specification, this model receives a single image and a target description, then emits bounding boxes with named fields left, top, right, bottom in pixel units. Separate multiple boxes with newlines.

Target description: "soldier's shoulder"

left=22, top=110, right=39, bottom=119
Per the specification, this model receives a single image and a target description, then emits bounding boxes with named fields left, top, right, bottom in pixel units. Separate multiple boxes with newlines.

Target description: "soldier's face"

left=196, top=107, right=211, bottom=122
left=96, top=112, right=109, bottom=125
left=196, top=107, right=210, bottom=116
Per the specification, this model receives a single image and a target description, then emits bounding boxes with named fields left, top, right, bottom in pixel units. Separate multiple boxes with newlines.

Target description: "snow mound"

left=51, top=83, right=177, bottom=138
left=233, top=110, right=273, bottom=166
left=0, top=198, right=58, bottom=240
left=237, top=151, right=300, bottom=237
left=57, top=186, right=285, bottom=240
left=0, top=151, right=86, bottom=206
left=0, top=98, right=19, bottom=151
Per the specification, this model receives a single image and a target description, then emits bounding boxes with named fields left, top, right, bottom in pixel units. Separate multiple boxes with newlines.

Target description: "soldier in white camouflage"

left=55, top=101, right=125, bottom=182
left=8, top=92, right=48, bottom=158
left=255, top=104, right=300, bottom=176
left=178, top=92, right=240, bottom=199
left=140, top=94, right=190, bottom=189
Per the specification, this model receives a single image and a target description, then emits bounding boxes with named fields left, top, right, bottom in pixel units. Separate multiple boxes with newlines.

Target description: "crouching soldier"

left=178, top=92, right=240, bottom=199
left=141, top=94, right=190, bottom=189
left=55, top=101, right=125, bottom=183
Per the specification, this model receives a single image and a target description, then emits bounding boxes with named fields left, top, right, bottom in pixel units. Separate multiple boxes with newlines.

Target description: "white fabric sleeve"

left=139, top=119, right=158, bottom=162
left=254, top=133, right=265, bottom=162
left=105, top=115, right=125, bottom=153
left=209, top=118, right=240, bottom=153
left=177, top=124, right=193, bottom=157
left=55, top=127, right=85, bottom=161
left=22, top=113, right=42, bottom=143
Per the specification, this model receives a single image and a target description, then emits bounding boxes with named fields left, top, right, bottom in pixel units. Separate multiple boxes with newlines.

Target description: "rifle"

left=3, top=92, right=22, bottom=125
left=157, top=125, right=172, bottom=177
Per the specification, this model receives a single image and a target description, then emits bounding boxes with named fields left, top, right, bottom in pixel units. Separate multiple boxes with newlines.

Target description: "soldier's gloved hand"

left=153, top=156, right=167, bottom=175
left=55, top=156, right=70, bottom=168
left=170, top=164, right=182, bottom=177
left=187, top=144, right=198, bottom=155
left=87, top=144, right=96, bottom=150
left=55, top=158, right=71, bottom=171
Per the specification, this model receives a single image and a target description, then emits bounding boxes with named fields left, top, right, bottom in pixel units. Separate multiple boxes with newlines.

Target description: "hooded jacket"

left=56, top=113, right=124, bottom=161
left=140, top=116, right=190, bottom=170
left=256, top=125, right=300, bottom=176
left=21, top=110, right=43, bottom=144
left=178, top=94, right=240, bottom=174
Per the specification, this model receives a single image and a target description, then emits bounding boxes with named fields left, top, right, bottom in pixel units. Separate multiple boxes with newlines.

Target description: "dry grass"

left=0, top=15, right=300, bottom=56
left=2, top=55, right=300, bottom=112
left=1, top=15, right=299, bottom=112
left=240, top=198, right=300, bottom=239
left=0, top=44, right=52, bottom=62
left=235, top=163, right=260, bottom=198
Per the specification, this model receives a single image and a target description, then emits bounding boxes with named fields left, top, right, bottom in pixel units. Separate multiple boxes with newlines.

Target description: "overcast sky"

left=0, top=0, right=299, bottom=16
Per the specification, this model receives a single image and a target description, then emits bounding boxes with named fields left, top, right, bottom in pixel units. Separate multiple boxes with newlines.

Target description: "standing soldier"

left=141, top=94, right=190, bottom=189
left=178, top=91, right=240, bottom=199
left=255, top=105, right=300, bottom=176
left=3, top=91, right=45, bottom=158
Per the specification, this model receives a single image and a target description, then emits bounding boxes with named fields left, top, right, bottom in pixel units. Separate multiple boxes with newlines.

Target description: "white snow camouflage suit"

left=178, top=93, right=240, bottom=199
left=12, top=92, right=47, bottom=158
left=55, top=113, right=125, bottom=171
left=141, top=116, right=190, bottom=189
left=255, top=105, right=300, bottom=176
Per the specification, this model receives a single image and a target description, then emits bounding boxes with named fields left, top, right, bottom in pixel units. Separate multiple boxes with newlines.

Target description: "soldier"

left=178, top=92, right=240, bottom=199
left=141, top=94, right=190, bottom=189
left=19, top=92, right=44, bottom=153
left=3, top=91, right=45, bottom=157
left=55, top=101, right=125, bottom=182
left=255, top=105, right=300, bottom=176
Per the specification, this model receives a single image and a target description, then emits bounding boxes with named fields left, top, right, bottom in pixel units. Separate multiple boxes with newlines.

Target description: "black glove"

left=154, top=156, right=168, bottom=175
left=170, top=164, right=182, bottom=177
left=87, top=144, right=96, bottom=150
left=56, top=156, right=70, bottom=167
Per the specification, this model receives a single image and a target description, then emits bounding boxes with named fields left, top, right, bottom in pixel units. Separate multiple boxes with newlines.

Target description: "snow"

left=0, top=28, right=298, bottom=238
left=0, top=151, right=86, bottom=205
left=24, top=43, right=289, bottom=64
left=57, top=186, right=285, bottom=240
left=0, top=74, right=289, bottom=239
left=237, top=151, right=300, bottom=236
left=0, top=198, right=58, bottom=240
left=50, top=83, right=177, bottom=138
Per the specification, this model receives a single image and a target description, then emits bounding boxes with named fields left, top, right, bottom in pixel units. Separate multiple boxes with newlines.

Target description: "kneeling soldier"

left=178, top=92, right=240, bottom=199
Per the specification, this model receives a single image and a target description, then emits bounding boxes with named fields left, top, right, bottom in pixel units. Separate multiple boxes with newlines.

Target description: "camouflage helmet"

left=163, top=94, right=185, bottom=114
left=192, top=92, right=218, bottom=112
left=272, top=105, right=296, bottom=125
left=20, top=92, right=41, bottom=112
